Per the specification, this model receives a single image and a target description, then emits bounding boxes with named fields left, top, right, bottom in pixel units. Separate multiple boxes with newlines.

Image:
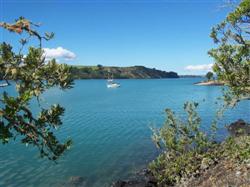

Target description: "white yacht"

left=0, top=82, right=9, bottom=87
left=107, top=75, right=120, bottom=88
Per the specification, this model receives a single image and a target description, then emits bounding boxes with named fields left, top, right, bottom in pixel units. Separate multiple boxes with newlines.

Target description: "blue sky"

left=1, top=0, right=230, bottom=75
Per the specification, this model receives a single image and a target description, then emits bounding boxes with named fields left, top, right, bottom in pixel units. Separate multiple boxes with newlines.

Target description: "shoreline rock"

left=111, top=169, right=157, bottom=187
left=112, top=119, right=250, bottom=187
left=63, top=176, right=86, bottom=187
left=180, top=119, right=250, bottom=187
left=227, top=119, right=250, bottom=137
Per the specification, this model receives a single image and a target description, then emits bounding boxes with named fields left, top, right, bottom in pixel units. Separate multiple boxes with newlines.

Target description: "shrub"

left=149, top=102, right=217, bottom=185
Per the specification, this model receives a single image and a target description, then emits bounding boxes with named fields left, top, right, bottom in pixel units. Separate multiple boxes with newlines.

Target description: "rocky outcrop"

left=113, top=120, right=250, bottom=187
left=63, top=176, right=86, bottom=187
left=227, top=119, right=250, bottom=136
left=179, top=159, right=250, bottom=187
left=178, top=119, right=250, bottom=187
left=111, top=169, right=157, bottom=187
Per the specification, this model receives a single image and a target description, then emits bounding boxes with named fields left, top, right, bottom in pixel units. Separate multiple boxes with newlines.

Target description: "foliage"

left=149, top=102, right=217, bottom=185
left=0, top=17, right=74, bottom=160
left=208, top=0, right=250, bottom=101
left=149, top=102, right=250, bottom=186
left=205, top=71, right=213, bottom=81
left=150, top=1, right=250, bottom=186
left=70, top=65, right=179, bottom=79
left=97, top=64, right=103, bottom=69
left=222, top=135, right=250, bottom=162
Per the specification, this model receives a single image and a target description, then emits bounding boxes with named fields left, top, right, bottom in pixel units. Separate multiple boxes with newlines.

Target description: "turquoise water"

left=0, top=78, right=249, bottom=187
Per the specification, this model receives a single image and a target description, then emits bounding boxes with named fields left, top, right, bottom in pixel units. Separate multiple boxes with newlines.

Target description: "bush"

left=149, top=102, right=217, bottom=185
left=149, top=102, right=250, bottom=186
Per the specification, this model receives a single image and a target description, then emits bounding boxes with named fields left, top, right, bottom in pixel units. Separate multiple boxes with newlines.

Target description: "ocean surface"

left=0, top=78, right=249, bottom=187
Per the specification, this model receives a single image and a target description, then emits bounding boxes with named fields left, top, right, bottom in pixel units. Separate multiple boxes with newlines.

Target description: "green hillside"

left=70, top=65, right=179, bottom=79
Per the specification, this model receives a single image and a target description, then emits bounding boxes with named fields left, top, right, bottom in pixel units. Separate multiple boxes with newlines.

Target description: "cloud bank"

left=43, top=47, right=76, bottom=61
left=185, top=63, right=213, bottom=71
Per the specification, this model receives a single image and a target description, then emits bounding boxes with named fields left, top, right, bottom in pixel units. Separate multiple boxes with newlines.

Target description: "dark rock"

left=112, top=180, right=127, bottom=187
left=111, top=169, right=157, bottom=187
left=111, top=180, right=156, bottom=187
left=67, top=176, right=86, bottom=187
left=227, top=119, right=250, bottom=136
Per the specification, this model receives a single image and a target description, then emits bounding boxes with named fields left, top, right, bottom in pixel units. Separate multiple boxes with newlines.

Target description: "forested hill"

left=70, top=65, right=179, bottom=79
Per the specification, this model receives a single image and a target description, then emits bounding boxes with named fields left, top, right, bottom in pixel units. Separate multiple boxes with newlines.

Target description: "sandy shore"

left=194, top=80, right=224, bottom=86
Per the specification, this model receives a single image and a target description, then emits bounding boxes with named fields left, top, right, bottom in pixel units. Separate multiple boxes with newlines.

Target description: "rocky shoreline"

left=63, top=120, right=250, bottom=187
left=111, top=169, right=157, bottom=187
left=112, top=119, right=250, bottom=187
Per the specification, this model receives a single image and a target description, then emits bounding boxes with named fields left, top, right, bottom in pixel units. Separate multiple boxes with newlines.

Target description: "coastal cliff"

left=70, top=65, right=179, bottom=79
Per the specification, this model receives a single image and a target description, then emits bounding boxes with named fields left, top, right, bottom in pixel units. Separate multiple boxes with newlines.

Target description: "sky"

left=0, top=0, right=231, bottom=75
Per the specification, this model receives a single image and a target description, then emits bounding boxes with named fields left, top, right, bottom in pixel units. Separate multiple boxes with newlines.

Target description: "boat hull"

left=107, top=83, right=120, bottom=88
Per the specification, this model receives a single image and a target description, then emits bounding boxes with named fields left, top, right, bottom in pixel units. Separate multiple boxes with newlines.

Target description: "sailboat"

left=107, top=74, right=120, bottom=88
left=0, top=81, right=9, bottom=87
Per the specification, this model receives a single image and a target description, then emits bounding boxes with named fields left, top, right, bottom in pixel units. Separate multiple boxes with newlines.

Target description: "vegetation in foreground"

left=209, top=0, right=250, bottom=103
left=150, top=103, right=250, bottom=186
left=148, top=0, right=250, bottom=186
left=0, top=0, right=249, bottom=186
left=0, top=18, right=73, bottom=160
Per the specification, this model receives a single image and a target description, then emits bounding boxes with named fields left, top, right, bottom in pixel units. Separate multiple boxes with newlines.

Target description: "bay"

left=0, top=78, right=249, bottom=187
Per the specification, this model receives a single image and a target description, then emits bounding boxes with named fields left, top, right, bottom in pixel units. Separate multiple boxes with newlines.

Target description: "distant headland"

left=70, top=65, right=179, bottom=79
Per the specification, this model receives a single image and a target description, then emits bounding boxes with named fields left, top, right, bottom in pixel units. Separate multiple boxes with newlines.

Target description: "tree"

left=97, top=64, right=103, bottom=69
left=150, top=102, right=217, bottom=185
left=150, top=2, right=250, bottom=185
left=0, top=17, right=74, bottom=160
left=205, top=71, right=214, bottom=81
left=208, top=0, right=250, bottom=102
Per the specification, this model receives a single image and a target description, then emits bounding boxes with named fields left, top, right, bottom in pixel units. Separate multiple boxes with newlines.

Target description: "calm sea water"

left=0, top=78, right=249, bottom=187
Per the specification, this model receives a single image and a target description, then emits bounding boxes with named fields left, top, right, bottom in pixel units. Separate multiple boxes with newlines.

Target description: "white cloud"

left=185, top=63, right=213, bottom=71
left=43, top=47, right=76, bottom=61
